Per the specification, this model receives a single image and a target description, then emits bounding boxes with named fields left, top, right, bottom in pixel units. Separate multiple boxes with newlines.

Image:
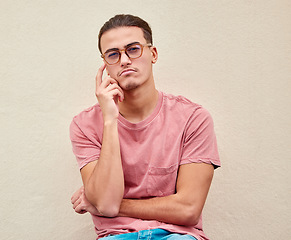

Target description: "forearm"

left=118, top=163, right=214, bottom=226
left=85, top=120, right=124, bottom=217
left=119, top=193, right=200, bottom=226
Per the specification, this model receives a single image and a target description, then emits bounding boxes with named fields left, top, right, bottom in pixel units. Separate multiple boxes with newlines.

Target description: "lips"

left=119, top=68, right=137, bottom=76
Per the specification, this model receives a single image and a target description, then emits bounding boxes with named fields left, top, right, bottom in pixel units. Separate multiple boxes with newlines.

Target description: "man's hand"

left=95, top=63, right=124, bottom=123
left=71, top=186, right=101, bottom=216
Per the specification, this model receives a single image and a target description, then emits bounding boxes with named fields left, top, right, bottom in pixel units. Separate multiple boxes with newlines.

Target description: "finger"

left=73, top=198, right=81, bottom=210
left=101, top=82, right=124, bottom=98
left=107, top=89, right=124, bottom=103
left=71, top=191, right=80, bottom=204
left=97, top=79, right=124, bottom=102
left=104, top=82, right=123, bottom=95
left=75, top=204, right=87, bottom=214
left=71, top=187, right=83, bottom=204
left=100, top=76, right=119, bottom=88
left=96, top=63, right=106, bottom=89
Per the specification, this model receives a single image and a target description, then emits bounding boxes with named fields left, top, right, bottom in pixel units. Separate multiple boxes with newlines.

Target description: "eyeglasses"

left=101, top=43, right=152, bottom=65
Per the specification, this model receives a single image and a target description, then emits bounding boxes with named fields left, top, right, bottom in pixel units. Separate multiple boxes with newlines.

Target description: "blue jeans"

left=103, top=228, right=197, bottom=239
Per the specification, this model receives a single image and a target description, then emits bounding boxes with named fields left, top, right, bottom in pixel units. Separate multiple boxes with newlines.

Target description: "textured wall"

left=0, top=1, right=290, bottom=239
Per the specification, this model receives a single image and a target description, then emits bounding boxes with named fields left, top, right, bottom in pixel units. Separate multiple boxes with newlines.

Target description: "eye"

left=127, top=45, right=141, bottom=53
left=106, top=51, right=119, bottom=59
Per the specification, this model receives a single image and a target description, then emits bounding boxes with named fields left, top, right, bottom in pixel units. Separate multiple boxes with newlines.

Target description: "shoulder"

left=70, top=104, right=103, bottom=133
left=161, top=92, right=206, bottom=115
left=160, top=92, right=213, bottom=126
left=72, top=104, right=101, bottom=123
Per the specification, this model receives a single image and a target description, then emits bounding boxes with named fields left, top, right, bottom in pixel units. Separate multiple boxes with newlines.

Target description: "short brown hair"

left=98, top=14, right=153, bottom=53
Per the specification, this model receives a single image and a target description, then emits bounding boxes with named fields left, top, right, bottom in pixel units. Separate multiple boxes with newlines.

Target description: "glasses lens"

left=104, top=51, right=120, bottom=64
left=126, top=44, right=142, bottom=59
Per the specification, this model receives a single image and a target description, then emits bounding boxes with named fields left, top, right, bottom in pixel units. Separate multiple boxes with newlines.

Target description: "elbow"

left=181, top=206, right=201, bottom=226
left=85, top=188, right=121, bottom=217
left=187, top=215, right=201, bottom=226
left=97, top=204, right=120, bottom=218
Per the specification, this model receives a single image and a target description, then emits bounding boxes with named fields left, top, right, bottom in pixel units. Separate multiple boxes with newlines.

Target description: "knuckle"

left=95, top=91, right=101, bottom=97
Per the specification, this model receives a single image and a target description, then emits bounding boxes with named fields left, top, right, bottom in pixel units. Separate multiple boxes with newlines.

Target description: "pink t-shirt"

left=70, top=91, right=220, bottom=240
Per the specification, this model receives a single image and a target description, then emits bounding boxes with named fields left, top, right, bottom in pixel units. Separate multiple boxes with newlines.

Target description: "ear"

left=151, top=46, right=158, bottom=64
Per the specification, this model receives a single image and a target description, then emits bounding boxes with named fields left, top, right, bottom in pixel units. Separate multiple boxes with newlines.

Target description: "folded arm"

left=118, top=162, right=214, bottom=226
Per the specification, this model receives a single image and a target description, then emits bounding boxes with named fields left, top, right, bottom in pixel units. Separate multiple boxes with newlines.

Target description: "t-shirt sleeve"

left=180, top=107, right=221, bottom=168
left=70, top=118, right=101, bottom=169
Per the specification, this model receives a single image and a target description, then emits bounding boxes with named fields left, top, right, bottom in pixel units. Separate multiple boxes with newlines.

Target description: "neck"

left=118, top=82, right=159, bottom=123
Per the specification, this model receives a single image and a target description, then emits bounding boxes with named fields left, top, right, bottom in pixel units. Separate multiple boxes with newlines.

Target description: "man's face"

left=100, top=27, right=157, bottom=91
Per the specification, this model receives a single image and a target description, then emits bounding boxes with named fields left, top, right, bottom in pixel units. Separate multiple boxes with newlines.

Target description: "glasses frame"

left=101, top=43, right=152, bottom=65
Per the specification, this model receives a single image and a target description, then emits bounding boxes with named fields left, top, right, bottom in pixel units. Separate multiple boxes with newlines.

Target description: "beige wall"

left=1, top=0, right=290, bottom=239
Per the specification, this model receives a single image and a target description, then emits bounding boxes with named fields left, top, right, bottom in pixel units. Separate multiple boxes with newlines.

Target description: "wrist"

left=103, top=118, right=118, bottom=127
left=117, top=199, right=128, bottom=217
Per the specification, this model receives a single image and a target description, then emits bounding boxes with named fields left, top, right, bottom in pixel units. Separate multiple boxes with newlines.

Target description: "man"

left=70, top=14, right=220, bottom=240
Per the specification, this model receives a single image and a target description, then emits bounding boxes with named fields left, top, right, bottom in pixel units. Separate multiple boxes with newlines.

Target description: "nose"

left=119, top=50, right=132, bottom=66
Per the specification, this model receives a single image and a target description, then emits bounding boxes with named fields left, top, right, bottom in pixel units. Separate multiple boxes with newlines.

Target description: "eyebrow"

left=104, top=41, right=141, bottom=54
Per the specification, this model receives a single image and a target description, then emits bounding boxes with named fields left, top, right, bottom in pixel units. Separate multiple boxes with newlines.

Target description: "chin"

left=123, top=83, right=139, bottom=91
